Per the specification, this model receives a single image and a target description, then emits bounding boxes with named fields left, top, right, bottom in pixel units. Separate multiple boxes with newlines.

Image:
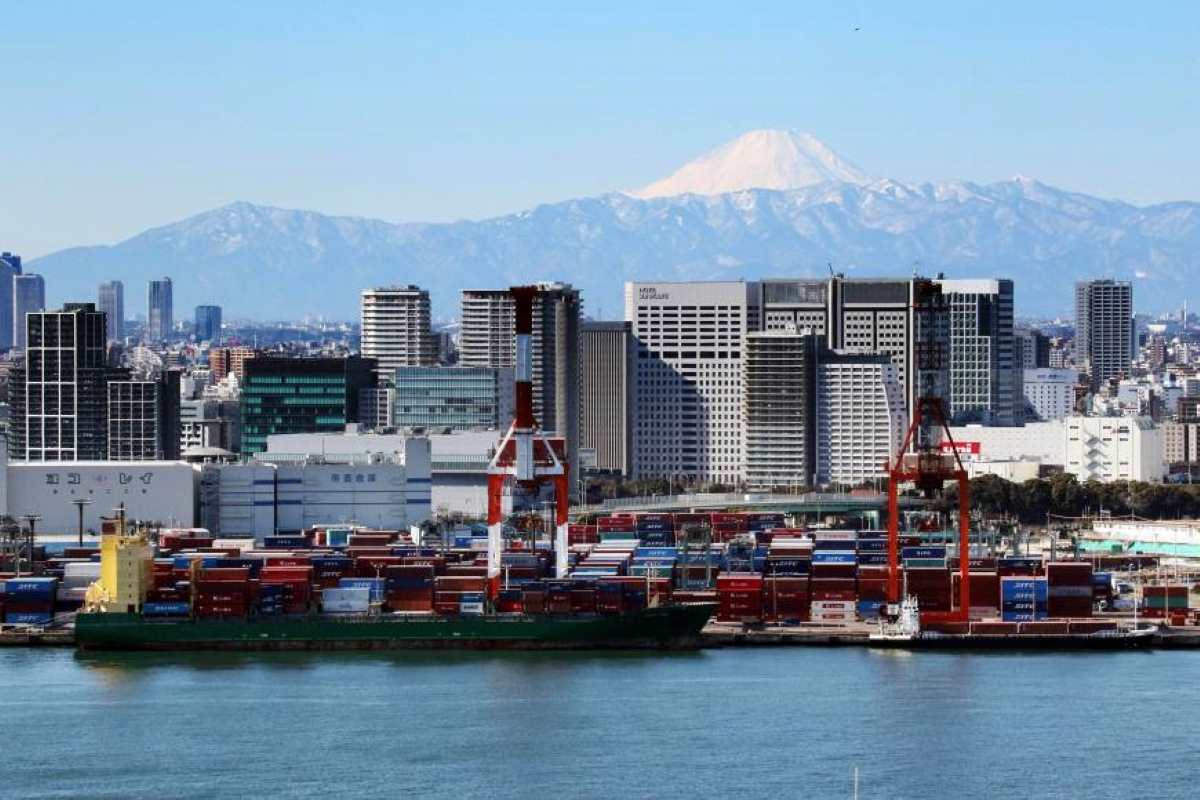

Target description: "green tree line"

left=943, top=474, right=1200, bottom=523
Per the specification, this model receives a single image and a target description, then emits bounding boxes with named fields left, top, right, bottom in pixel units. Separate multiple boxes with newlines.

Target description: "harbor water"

left=3, top=647, right=1196, bottom=799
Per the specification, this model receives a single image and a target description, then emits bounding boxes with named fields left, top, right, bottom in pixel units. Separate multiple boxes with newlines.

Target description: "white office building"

left=816, top=355, right=905, bottom=486
left=1024, top=368, right=1079, bottom=421
left=625, top=282, right=753, bottom=484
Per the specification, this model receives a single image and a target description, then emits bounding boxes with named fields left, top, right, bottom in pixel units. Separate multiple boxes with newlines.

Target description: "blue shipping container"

left=4, top=611, right=52, bottom=625
left=814, top=540, right=857, bottom=551
left=143, top=602, right=191, bottom=616
left=812, top=552, right=857, bottom=564
left=3, top=577, right=59, bottom=598
left=901, top=547, right=947, bottom=560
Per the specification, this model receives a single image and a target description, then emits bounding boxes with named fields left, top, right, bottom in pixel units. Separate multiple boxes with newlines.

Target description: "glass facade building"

left=393, top=366, right=513, bottom=430
left=241, top=356, right=376, bottom=453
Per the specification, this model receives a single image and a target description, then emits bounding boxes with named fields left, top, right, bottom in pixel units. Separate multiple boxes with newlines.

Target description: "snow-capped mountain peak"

left=628, top=129, right=875, bottom=199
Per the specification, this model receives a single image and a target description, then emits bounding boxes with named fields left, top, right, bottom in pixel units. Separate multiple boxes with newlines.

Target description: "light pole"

left=19, top=514, right=42, bottom=576
left=71, top=498, right=94, bottom=547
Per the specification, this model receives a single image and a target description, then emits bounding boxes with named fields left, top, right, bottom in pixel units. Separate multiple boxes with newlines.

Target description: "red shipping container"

left=717, top=575, right=764, bottom=592
left=201, top=567, right=252, bottom=582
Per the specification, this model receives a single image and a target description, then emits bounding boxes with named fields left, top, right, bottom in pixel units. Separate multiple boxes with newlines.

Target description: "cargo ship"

left=74, top=603, right=715, bottom=652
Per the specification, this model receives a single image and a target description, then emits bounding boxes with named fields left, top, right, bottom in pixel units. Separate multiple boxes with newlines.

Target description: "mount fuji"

left=29, top=130, right=1200, bottom=320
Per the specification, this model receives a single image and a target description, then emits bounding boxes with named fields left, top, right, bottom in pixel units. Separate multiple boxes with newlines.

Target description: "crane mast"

left=885, top=278, right=972, bottom=622
left=486, top=286, right=571, bottom=592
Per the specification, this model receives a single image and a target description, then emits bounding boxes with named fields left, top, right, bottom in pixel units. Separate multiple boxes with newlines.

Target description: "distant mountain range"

left=30, top=130, right=1200, bottom=320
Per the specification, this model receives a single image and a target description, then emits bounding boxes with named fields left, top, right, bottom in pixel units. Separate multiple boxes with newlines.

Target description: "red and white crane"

left=486, top=286, right=571, bottom=589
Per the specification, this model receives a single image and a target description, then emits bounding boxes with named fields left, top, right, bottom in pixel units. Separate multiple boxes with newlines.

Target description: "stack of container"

left=762, top=576, right=809, bottom=622
left=567, top=523, right=599, bottom=545
left=595, top=578, right=649, bottom=615
left=810, top=532, right=856, bottom=622
left=2, top=577, right=59, bottom=625
left=1046, top=562, right=1094, bottom=618
left=716, top=573, right=763, bottom=622
left=1092, top=572, right=1114, bottom=607
left=1000, top=576, right=1049, bottom=621
left=710, top=513, right=747, bottom=543
left=677, top=546, right=722, bottom=589
left=904, top=568, right=952, bottom=612
left=385, top=565, right=434, bottom=612
left=902, top=545, right=947, bottom=569
left=596, top=515, right=638, bottom=543
left=998, top=556, right=1044, bottom=577
left=636, top=514, right=675, bottom=546
left=1142, top=586, right=1189, bottom=619
left=194, top=567, right=253, bottom=618
left=310, top=555, right=353, bottom=589
left=631, top=546, right=676, bottom=579
left=952, top=570, right=1001, bottom=617
left=764, top=536, right=812, bottom=576
left=433, top=575, right=488, bottom=615
left=260, top=565, right=313, bottom=614
left=257, top=584, right=285, bottom=616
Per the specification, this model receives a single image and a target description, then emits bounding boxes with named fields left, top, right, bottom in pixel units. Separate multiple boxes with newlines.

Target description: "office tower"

left=625, top=281, right=752, bottom=484
left=580, top=321, right=635, bottom=476
left=98, top=280, right=125, bottom=343
left=148, top=277, right=173, bottom=340
left=392, top=366, right=514, bottom=430
left=742, top=328, right=818, bottom=489
left=12, top=273, right=46, bottom=350
left=240, top=356, right=376, bottom=453
left=107, top=370, right=181, bottom=460
left=0, top=251, right=20, bottom=350
left=360, top=286, right=436, bottom=377
left=816, top=354, right=905, bottom=486
left=1015, top=327, right=1050, bottom=369
left=936, top=278, right=1019, bottom=426
left=210, top=346, right=257, bottom=382
left=755, top=276, right=950, bottom=422
left=194, top=305, right=223, bottom=343
left=460, top=283, right=581, bottom=479
left=1024, top=368, right=1079, bottom=422
left=1075, top=279, right=1134, bottom=389
left=9, top=303, right=113, bottom=460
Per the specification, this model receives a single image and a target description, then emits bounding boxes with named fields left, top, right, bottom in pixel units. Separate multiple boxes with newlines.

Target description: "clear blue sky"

left=3, top=2, right=1198, bottom=257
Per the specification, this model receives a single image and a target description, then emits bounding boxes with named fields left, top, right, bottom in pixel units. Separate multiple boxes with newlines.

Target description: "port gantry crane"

left=885, top=278, right=972, bottom=623
left=486, top=286, right=571, bottom=594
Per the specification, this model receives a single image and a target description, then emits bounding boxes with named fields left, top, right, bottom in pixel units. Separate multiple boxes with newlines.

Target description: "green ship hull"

left=74, top=604, right=717, bottom=652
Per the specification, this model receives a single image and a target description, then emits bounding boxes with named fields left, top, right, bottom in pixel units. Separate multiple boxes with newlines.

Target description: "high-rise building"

left=357, top=386, right=396, bottom=431
left=98, top=280, right=125, bottom=343
left=1075, top=280, right=1134, bottom=389
left=240, top=356, right=376, bottom=454
left=392, top=366, right=514, bottom=430
left=580, top=321, right=635, bottom=476
left=816, top=354, right=905, bottom=486
left=742, top=328, right=818, bottom=489
left=0, top=251, right=21, bottom=350
left=459, top=284, right=581, bottom=479
left=1015, top=327, right=1050, bottom=369
left=194, top=305, right=222, bottom=343
left=936, top=278, right=1019, bottom=426
left=210, top=346, right=257, bottom=382
left=148, top=277, right=173, bottom=340
left=12, top=273, right=46, bottom=350
left=756, top=276, right=950, bottom=422
left=360, top=286, right=436, bottom=377
left=625, top=281, right=752, bottom=484
left=107, top=370, right=181, bottom=460
left=9, top=303, right=114, bottom=460
left=1024, top=368, right=1080, bottom=422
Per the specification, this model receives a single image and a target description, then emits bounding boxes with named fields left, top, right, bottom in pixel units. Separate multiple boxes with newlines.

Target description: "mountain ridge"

left=29, top=178, right=1200, bottom=320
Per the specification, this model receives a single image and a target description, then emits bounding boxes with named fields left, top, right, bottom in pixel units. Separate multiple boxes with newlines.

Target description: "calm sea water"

left=2, top=646, right=1195, bottom=799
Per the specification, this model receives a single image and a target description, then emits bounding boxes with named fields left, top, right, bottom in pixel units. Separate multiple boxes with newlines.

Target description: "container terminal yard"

left=3, top=505, right=1200, bottom=650
left=3, top=283, right=1200, bottom=652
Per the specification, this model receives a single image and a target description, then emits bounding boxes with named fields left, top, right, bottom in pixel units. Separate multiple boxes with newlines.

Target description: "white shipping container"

left=321, top=588, right=370, bottom=613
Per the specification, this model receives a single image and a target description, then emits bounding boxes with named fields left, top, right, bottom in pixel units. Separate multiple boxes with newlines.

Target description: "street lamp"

left=71, top=498, right=94, bottom=547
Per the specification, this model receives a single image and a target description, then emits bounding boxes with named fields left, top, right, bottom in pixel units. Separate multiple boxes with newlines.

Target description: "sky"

left=3, top=2, right=1199, bottom=257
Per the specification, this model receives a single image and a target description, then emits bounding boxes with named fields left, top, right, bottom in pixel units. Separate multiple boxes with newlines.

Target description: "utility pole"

left=71, top=499, right=94, bottom=547
left=19, top=514, right=42, bottom=576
